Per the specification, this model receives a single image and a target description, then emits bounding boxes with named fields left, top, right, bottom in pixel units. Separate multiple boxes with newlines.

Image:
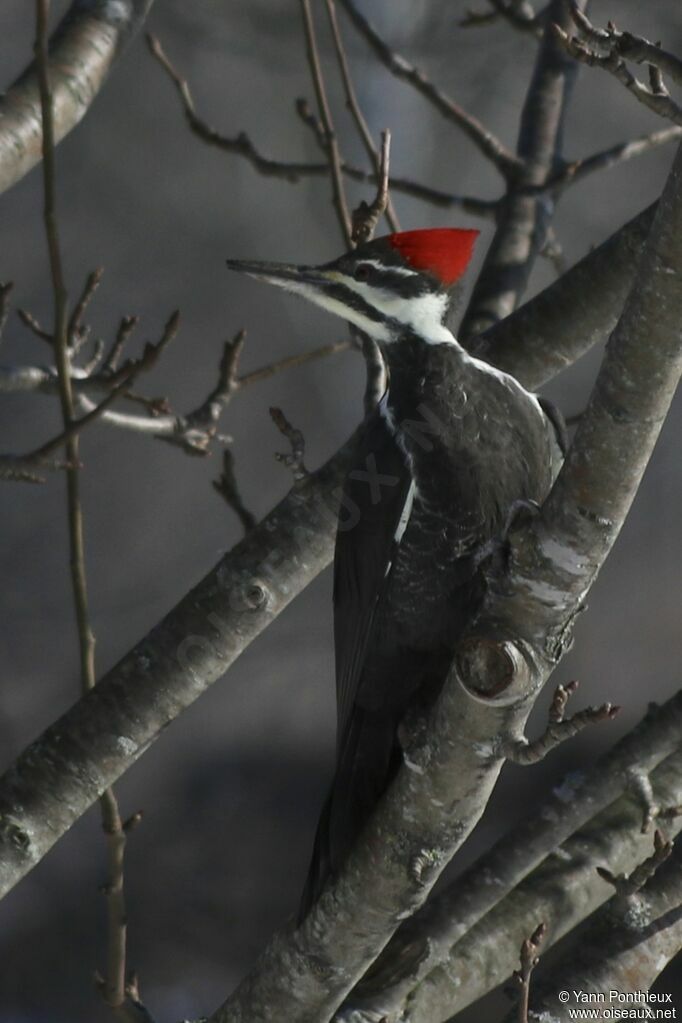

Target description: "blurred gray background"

left=0, top=1, right=680, bottom=1020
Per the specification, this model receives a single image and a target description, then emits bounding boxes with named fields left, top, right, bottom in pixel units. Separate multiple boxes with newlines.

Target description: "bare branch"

left=103, top=315, right=139, bottom=373
left=567, top=3, right=682, bottom=86
left=184, top=330, right=244, bottom=446
left=554, top=7, right=682, bottom=126
left=512, top=922, right=547, bottom=1023
left=34, top=14, right=151, bottom=1023
left=0, top=0, right=155, bottom=197
left=213, top=450, right=257, bottom=534
left=0, top=282, right=14, bottom=343
left=369, top=741, right=682, bottom=1023
left=478, top=201, right=656, bottom=385
left=596, top=829, right=673, bottom=898
left=504, top=680, right=619, bottom=765
left=525, top=835, right=682, bottom=1021
left=460, top=0, right=545, bottom=38
left=548, top=126, right=682, bottom=191
left=300, top=0, right=353, bottom=246
left=17, top=306, right=53, bottom=342
left=325, top=0, right=399, bottom=232
left=351, top=131, right=393, bottom=245
left=337, top=0, right=521, bottom=176
left=237, top=338, right=351, bottom=388
left=146, top=34, right=495, bottom=217
left=68, top=266, right=103, bottom=350
left=270, top=407, right=308, bottom=482
left=461, top=0, right=589, bottom=340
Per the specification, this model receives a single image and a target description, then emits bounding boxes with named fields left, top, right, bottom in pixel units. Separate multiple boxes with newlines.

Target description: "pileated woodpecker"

left=226, top=228, right=564, bottom=919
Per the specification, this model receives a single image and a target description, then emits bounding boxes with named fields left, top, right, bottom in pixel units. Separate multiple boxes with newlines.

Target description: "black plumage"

left=300, top=336, right=562, bottom=917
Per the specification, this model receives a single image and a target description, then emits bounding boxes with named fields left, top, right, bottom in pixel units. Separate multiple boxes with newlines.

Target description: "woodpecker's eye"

left=354, top=263, right=372, bottom=283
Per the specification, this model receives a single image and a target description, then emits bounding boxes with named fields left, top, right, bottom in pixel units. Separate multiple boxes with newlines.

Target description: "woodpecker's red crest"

left=387, top=228, right=480, bottom=287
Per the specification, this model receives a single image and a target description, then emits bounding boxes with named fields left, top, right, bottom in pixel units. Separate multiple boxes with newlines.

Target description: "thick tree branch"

left=524, top=835, right=682, bottom=1021
left=0, top=0, right=154, bottom=197
left=345, top=694, right=682, bottom=1020
left=415, top=749, right=682, bottom=1023
left=461, top=0, right=587, bottom=340
left=478, top=201, right=655, bottom=384
left=0, top=434, right=358, bottom=900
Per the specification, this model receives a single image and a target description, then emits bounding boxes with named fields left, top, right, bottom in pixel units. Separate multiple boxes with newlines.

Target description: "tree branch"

left=325, top=0, right=400, bottom=233
left=461, top=0, right=588, bottom=340
left=343, top=693, right=682, bottom=1020
left=146, top=35, right=493, bottom=218
left=524, top=836, right=682, bottom=1021
left=0, top=0, right=155, bottom=197
left=337, top=0, right=521, bottom=176
left=300, top=0, right=353, bottom=246
left=394, top=749, right=682, bottom=1022
left=554, top=6, right=682, bottom=126
left=478, top=201, right=656, bottom=385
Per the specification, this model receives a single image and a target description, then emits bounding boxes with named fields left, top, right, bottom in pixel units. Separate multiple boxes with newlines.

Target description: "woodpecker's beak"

left=225, top=258, right=331, bottom=292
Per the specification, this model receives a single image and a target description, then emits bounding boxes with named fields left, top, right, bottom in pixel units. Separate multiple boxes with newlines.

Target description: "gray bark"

left=460, top=0, right=588, bottom=339
left=520, top=838, right=682, bottom=1022
left=343, top=692, right=682, bottom=1020
left=407, top=746, right=682, bottom=1022
left=0, top=0, right=154, bottom=197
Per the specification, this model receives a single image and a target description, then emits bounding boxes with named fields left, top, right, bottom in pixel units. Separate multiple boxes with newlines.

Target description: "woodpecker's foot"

left=502, top=498, right=541, bottom=542
left=472, top=499, right=541, bottom=572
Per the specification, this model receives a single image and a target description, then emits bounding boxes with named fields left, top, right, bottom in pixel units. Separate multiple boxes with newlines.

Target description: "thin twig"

left=146, top=33, right=496, bottom=217
left=325, top=0, right=399, bottom=232
left=187, top=329, right=244, bottom=439
left=68, top=267, right=104, bottom=351
left=103, top=315, right=139, bottom=373
left=597, top=829, right=673, bottom=899
left=3, top=361, right=150, bottom=478
left=504, top=680, right=620, bottom=764
left=351, top=130, right=393, bottom=244
left=270, top=406, right=308, bottom=482
left=512, top=922, right=547, bottom=1023
left=300, top=0, right=353, bottom=246
left=17, top=306, right=53, bottom=342
left=213, top=449, right=257, bottom=534
left=554, top=6, right=682, bottom=126
left=337, top=0, right=521, bottom=176
left=35, top=7, right=150, bottom=1022
left=0, top=282, right=13, bottom=343
left=546, top=125, right=682, bottom=192
left=237, top=338, right=351, bottom=387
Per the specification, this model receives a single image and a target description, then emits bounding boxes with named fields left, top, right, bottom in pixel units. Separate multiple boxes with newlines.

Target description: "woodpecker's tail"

left=298, top=707, right=400, bottom=923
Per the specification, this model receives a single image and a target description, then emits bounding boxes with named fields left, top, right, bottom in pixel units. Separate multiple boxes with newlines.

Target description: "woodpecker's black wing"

left=332, top=407, right=413, bottom=748
left=298, top=408, right=412, bottom=919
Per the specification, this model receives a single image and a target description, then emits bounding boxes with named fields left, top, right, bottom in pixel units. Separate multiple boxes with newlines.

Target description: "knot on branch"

left=456, top=635, right=532, bottom=704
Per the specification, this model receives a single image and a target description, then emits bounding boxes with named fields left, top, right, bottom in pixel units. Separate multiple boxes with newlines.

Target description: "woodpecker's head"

left=226, top=228, right=479, bottom=346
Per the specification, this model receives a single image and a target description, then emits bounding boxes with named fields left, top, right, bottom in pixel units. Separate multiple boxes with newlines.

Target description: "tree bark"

left=0, top=0, right=154, bottom=197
